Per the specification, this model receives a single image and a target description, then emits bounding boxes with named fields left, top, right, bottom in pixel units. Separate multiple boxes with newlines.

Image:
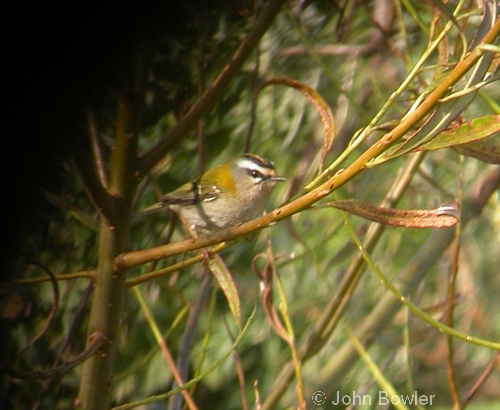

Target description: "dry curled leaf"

left=327, top=199, right=459, bottom=228
left=256, top=77, right=335, bottom=172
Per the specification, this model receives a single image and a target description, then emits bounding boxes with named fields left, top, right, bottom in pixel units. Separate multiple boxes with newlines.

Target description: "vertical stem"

left=77, top=218, right=129, bottom=410
left=77, top=83, right=142, bottom=409
left=446, top=237, right=461, bottom=409
left=447, top=169, right=464, bottom=409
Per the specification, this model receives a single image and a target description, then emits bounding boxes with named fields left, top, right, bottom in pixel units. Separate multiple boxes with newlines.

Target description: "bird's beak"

left=271, top=175, right=287, bottom=182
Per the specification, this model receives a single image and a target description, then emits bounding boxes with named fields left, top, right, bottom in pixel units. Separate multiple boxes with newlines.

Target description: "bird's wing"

left=161, top=180, right=222, bottom=205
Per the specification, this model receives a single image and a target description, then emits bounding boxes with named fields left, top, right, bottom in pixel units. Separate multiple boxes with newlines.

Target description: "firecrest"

left=156, top=153, right=286, bottom=232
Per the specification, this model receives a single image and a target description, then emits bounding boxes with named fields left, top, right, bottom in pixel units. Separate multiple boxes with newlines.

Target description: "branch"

left=87, top=109, right=109, bottom=188
left=34, top=282, right=93, bottom=410
left=72, top=143, right=123, bottom=224
left=117, top=18, right=500, bottom=270
left=17, top=263, right=59, bottom=356
left=124, top=244, right=228, bottom=288
left=7, top=331, right=107, bottom=379
left=12, top=270, right=95, bottom=285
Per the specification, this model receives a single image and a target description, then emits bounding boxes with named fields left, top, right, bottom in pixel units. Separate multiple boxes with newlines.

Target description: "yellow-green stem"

left=77, top=95, right=141, bottom=409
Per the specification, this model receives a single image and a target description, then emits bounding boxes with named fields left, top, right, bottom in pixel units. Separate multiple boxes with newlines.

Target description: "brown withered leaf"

left=251, top=254, right=289, bottom=342
left=257, top=77, right=335, bottom=172
left=327, top=200, right=459, bottom=228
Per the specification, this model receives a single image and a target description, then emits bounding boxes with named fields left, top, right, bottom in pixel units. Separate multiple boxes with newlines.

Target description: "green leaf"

left=418, top=115, right=500, bottom=151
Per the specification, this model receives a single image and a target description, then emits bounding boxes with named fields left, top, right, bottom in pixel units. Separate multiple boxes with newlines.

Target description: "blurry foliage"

left=2, top=1, right=500, bottom=409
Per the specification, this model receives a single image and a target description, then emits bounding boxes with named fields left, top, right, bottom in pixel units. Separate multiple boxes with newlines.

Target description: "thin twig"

left=196, top=31, right=206, bottom=177
left=18, top=263, right=60, bottom=357
left=462, top=353, right=500, bottom=408
left=11, top=270, right=95, bottom=286
left=133, top=286, right=199, bottom=410
left=43, top=190, right=98, bottom=230
left=125, top=243, right=230, bottom=288
left=34, top=281, right=93, bottom=410
left=222, top=316, right=248, bottom=410
left=446, top=174, right=464, bottom=409
left=8, top=331, right=108, bottom=379
left=87, top=109, right=109, bottom=188
left=446, top=236, right=461, bottom=409
left=71, top=151, right=122, bottom=224
left=244, top=29, right=261, bottom=153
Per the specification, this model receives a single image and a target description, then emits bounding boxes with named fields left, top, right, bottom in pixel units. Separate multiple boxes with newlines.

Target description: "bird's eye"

left=245, top=167, right=265, bottom=182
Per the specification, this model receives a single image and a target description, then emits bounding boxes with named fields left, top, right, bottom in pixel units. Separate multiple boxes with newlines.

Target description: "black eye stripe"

left=247, top=169, right=264, bottom=179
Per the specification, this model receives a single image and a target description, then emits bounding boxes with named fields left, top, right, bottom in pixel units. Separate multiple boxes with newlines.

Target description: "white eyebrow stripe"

left=237, top=158, right=272, bottom=172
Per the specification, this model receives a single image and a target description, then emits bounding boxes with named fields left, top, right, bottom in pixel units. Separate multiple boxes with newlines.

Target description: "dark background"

left=2, top=2, right=200, bottom=279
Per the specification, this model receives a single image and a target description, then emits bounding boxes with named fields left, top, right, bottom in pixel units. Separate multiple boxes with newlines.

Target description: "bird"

left=149, top=153, right=286, bottom=233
